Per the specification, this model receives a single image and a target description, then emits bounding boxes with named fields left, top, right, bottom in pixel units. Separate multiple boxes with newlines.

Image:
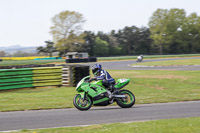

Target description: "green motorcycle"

left=73, top=76, right=135, bottom=111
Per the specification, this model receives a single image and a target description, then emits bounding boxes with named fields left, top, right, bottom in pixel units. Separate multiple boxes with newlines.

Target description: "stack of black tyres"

left=73, top=65, right=90, bottom=86
left=66, top=57, right=97, bottom=63
left=89, top=57, right=97, bottom=62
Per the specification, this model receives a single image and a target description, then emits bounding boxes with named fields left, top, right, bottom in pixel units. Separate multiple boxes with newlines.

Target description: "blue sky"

left=0, top=0, right=200, bottom=47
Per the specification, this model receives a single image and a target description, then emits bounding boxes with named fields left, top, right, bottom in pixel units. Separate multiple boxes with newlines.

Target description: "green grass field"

left=133, top=59, right=200, bottom=66
left=10, top=117, right=200, bottom=133
left=0, top=70, right=199, bottom=112
left=0, top=59, right=66, bottom=66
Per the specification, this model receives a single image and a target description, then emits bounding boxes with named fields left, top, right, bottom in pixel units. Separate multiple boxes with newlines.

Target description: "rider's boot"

left=106, top=89, right=114, bottom=104
left=109, top=98, right=114, bottom=104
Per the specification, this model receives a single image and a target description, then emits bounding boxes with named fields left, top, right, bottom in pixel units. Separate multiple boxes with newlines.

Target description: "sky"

left=0, top=0, right=200, bottom=47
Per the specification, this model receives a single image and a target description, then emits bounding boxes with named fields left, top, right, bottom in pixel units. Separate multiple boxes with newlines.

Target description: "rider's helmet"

left=92, top=64, right=102, bottom=76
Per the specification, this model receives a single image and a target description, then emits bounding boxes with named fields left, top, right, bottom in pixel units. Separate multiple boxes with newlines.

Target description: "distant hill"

left=0, top=45, right=37, bottom=54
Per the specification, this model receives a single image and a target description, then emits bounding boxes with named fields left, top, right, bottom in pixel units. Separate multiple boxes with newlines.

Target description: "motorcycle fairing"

left=114, top=79, right=130, bottom=89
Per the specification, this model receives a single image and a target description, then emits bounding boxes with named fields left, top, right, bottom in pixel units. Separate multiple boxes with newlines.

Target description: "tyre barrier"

left=0, top=65, right=90, bottom=90
left=89, top=57, right=97, bottom=62
left=57, top=64, right=90, bottom=87
left=0, top=68, right=34, bottom=90
left=62, top=66, right=71, bottom=86
left=32, top=67, right=63, bottom=87
left=0, top=66, right=63, bottom=90
left=71, top=65, right=90, bottom=86
left=66, top=57, right=97, bottom=63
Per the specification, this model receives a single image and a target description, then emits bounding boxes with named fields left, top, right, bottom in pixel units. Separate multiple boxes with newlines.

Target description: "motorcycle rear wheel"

left=116, top=90, right=135, bottom=108
left=73, top=94, right=92, bottom=111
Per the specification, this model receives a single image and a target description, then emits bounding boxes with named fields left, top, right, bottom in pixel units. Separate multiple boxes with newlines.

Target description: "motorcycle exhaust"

left=113, top=95, right=127, bottom=98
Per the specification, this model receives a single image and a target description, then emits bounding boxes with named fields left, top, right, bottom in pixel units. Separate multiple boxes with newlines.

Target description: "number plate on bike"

left=119, top=79, right=128, bottom=83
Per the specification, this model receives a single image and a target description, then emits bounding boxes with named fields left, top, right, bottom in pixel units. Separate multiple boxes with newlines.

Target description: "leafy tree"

left=116, top=26, right=141, bottom=55
left=55, top=33, right=85, bottom=54
left=0, top=51, right=6, bottom=57
left=50, top=10, right=85, bottom=56
left=134, top=27, right=153, bottom=54
left=36, top=46, right=45, bottom=54
left=108, top=30, right=122, bottom=55
left=149, top=8, right=200, bottom=54
left=93, top=37, right=109, bottom=56
left=36, top=41, right=57, bottom=57
left=181, top=13, right=200, bottom=53
left=149, top=8, right=187, bottom=54
left=82, top=31, right=96, bottom=56
left=164, top=8, right=186, bottom=54
left=97, top=31, right=109, bottom=42
left=94, top=31, right=122, bottom=56
left=148, top=9, right=169, bottom=54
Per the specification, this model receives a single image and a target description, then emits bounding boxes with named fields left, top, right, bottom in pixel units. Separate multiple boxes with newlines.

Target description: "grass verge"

left=0, top=54, right=200, bottom=66
left=9, top=117, right=200, bottom=133
left=132, top=59, right=200, bottom=66
left=0, top=87, right=76, bottom=112
left=0, top=59, right=66, bottom=66
left=0, top=70, right=200, bottom=112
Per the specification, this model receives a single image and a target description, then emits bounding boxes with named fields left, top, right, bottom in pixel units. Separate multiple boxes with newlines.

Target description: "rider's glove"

left=88, top=77, right=97, bottom=82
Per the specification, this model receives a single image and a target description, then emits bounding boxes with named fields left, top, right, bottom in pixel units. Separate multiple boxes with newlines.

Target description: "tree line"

left=38, top=8, right=200, bottom=57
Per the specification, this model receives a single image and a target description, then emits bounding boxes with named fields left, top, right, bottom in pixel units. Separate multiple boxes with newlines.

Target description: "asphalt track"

left=0, top=57, right=200, bottom=132
left=0, top=101, right=200, bottom=132
left=83, top=57, right=200, bottom=70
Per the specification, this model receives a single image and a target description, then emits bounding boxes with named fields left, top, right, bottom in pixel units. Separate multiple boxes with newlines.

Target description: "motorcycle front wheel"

left=116, top=90, right=135, bottom=108
left=73, top=94, right=92, bottom=111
